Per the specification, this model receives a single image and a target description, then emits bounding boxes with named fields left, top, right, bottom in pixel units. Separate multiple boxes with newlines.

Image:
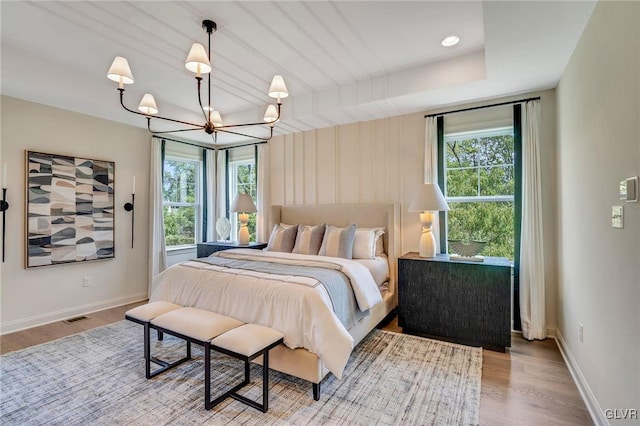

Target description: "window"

left=443, top=127, right=515, bottom=260
left=163, top=156, right=201, bottom=247
left=228, top=157, right=257, bottom=242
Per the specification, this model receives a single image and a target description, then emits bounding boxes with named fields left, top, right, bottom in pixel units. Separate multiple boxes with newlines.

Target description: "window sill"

left=166, top=245, right=196, bottom=256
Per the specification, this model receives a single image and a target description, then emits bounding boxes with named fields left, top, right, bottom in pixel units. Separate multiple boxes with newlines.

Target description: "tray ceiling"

left=1, top=1, right=596, bottom=144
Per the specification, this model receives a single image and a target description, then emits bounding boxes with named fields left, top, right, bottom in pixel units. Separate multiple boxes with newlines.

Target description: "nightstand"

left=197, top=241, right=267, bottom=258
left=397, top=252, right=512, bottom=352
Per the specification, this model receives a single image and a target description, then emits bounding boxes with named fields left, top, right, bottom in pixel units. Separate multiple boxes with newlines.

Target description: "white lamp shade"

left=107, top=56, right=134, bottom=84
left=230, top=193, right=257, bottom=213
left=138, top=94, right=158, bottom=114
left=268, top=75, right=289, bottom=99
left=185, top=43, right=212, bottom=74
left=209, top=110, right=223, bottom=127
left=263, top=105, right=279, bottom=123
left=408, top=183, right=449, bottom=212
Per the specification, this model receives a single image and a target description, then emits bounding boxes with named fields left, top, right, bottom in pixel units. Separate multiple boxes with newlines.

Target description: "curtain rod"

left=153, top=135, right=267, bottom=151
left=424, top=96, right=541, bottom=118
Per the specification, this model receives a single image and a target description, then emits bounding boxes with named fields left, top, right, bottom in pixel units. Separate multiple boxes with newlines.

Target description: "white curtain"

left=519, top=100, right=546, bottom=340
left=205, top=149, right=217, bottom=241
left=216, top=149, right=227, bottom=224
left=424, top=116, right=442, bottom=251
left=256, top=144, right=270, bottom=242
left=148, top=138, right=166, bottom=297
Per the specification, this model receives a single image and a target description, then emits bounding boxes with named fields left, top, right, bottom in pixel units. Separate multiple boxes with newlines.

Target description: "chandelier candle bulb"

left=268, top=75, right=289, bottom=102
left=138, top=94, right=158, bottom=115
left=185, top=43, right=211, bottom=76
left=132, top=176, right=136, bottom=195
left=107, top=56, right=134, bottom=89
left=210, top=110, right=223, bottom=127
left=264, top=105, right=278, bottom=125
left=2, top=163, right=6, bottom=188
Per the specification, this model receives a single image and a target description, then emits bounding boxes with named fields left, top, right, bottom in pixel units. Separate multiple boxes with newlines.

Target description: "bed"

left=150, top=203, right=400, bottom=399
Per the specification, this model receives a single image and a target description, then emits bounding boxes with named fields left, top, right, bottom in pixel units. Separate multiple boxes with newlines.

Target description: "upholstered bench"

left=125, top=301, right=184, bottom=378
left=149, top=307, right=244, bottom=379
left=205, top=324, right=284, bottom=413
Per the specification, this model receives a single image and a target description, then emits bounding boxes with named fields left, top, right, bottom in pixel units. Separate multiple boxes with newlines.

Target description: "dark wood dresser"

left=196, top=241, right=267, bottom=258
left=398, top=252, right=512, bottom=351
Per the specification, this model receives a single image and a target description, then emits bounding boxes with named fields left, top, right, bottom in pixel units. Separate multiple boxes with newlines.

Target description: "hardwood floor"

left=384, top=316, right=592, bottom=425
left=0, top=301, right=146, bottom=355
left=1, top=303, right=592, bottom=425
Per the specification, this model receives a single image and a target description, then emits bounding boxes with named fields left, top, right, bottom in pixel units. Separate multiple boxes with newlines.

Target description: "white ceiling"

left=1, top=1, right=596, bottom=145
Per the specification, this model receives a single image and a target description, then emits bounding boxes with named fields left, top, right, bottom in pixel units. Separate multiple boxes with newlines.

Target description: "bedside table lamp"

left=408, top=183, right=449, bottom=258
left=230, top=193, right=257, bottom=245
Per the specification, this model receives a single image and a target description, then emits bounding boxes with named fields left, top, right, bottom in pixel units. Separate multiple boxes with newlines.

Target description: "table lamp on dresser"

left=230, top=193, right=257, bottom=245
left=408, top=183, right=449, bottom=258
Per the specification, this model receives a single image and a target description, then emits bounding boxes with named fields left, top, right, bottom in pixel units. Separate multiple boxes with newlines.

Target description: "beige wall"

left=556, top=1, right=640, bottom=422
left=0, top=96, right=150, bottom=333
left=268, top=88, right=558, bottom=330
left=269, top=111, right=424, bottom=255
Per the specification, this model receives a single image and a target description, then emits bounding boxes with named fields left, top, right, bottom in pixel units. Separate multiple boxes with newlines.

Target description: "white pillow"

left=292, top=224, right=326, bottom=255
left=353, top=228, right=385, bottom=259
left=375, top=234, right=385, bottom=256
left=266, top=224, right=298, bottom=252
left=318, top=224, right=356, bottom=259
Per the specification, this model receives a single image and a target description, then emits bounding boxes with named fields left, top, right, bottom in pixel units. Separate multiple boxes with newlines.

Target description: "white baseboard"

left=509, top=324, right=556, bottom=339
left=554, top=329, right=608, bottom=426
left=546, top=325, right=557, bottom=338
left=0, top=293, right=148, bottom=335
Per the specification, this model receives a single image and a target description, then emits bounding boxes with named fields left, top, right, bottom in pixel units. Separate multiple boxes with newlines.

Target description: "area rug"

left=0, top=321, right=481, bottom=425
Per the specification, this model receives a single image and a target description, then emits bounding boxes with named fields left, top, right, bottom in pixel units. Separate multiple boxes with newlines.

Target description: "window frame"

left=162, top=155, right=203, bottom=249
left=443, top=126, right=515, bottom=204
left=438, top=118, right=517, bottom=260
left=227, top=157, right=257, bottom=242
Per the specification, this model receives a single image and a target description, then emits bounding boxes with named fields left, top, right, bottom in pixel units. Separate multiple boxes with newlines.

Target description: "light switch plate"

left=611, top=206, right=624, bottom=228
left=620, top=176, right=638, bottom=202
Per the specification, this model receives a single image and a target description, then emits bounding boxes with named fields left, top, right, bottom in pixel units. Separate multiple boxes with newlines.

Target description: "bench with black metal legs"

left=149, top=307, right=244, bottom=379
left=125, top=301, right=187, bottom=379
left=127, top=304, right=244, bottom=380
left=205, top=324, right=284, bottom=413
left=127, top=304, right=285, bottom=412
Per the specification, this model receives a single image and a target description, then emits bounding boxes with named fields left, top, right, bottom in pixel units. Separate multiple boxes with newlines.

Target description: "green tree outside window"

left=444, top=129, right=515, bottom=260
left=163, top=158, right=200, bottom=247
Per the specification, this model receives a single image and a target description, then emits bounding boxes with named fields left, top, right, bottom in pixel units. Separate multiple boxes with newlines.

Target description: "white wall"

left=0, top=96, right=150, bottom=333
left=556, top=1, right=640, bottom=423
left=268, top=88, right=558, bottom=330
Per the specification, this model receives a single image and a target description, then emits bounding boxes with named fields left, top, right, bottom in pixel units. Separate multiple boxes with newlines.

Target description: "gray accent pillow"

left=292, top=224, right=326, bottom=255
left=266, top=224, right=298, bottom=252
left=318, top=224, right=357, bottom=259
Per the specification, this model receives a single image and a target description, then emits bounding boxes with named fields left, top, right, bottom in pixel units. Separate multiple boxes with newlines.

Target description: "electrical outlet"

left=578, top=323, right=584, bottom=342
left=82, top=276, right=92, bottom=287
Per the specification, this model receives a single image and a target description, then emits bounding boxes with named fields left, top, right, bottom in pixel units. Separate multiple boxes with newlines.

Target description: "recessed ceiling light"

left=441, top=36, right=460, bottom=47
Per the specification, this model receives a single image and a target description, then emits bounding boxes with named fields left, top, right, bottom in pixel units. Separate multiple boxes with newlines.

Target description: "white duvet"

left=150, top=249, right=383, bottom=378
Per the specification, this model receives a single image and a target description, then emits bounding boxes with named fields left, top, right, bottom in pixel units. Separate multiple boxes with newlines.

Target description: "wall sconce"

left=1, top=164, right=8, bottom=262
left=123, top=176, right=135, bottom=248
left=1, top=187, right=8, bottom=263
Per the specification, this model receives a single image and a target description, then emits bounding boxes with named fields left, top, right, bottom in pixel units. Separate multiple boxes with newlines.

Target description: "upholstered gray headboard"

left=270, top=203, right=400, bottom=302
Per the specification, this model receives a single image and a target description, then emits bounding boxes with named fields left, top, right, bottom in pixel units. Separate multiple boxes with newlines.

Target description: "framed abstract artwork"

left=26, top=151, right=115, bottom=268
